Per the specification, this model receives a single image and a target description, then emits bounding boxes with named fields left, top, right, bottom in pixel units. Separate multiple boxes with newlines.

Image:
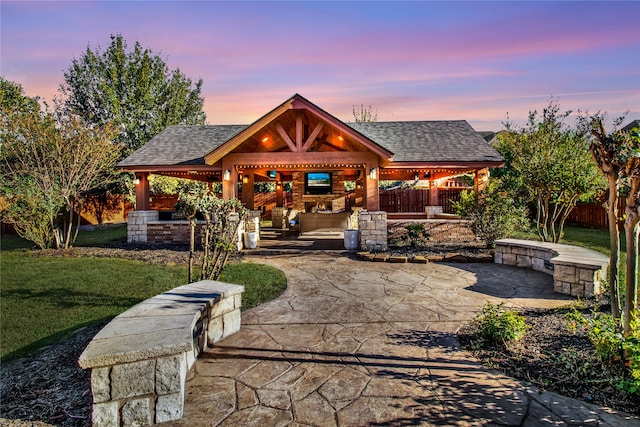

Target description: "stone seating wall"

left=494, top=238, right=609, bottom=298
left=78, top=280, right=245, bottom=426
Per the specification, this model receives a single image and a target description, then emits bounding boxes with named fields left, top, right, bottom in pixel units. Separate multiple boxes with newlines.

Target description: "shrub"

left=475, top=302, right=528, bottom=343
left=567, top=307, right=640, bottom=395
left=390, top=223, right=431, bottom=248
left=453, top=179, right=528, bottom=248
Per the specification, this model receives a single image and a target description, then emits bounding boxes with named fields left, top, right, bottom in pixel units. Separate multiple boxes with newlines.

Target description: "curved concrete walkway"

left=172, top=254, right=640, bottom=426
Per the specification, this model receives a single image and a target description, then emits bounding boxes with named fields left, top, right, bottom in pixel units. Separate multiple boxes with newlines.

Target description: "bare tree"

left=352, top=104, right=378, bottom=123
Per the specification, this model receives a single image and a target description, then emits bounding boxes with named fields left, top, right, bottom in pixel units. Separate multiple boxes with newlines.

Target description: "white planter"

left=344, top=229, right=359, bottom=250
left=243, top=231, right=258, bottom=249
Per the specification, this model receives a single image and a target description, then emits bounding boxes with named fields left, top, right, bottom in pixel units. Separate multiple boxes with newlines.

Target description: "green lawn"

left=0, top=225, right=287, bottom=361
left=0, top=251, right=188, bottom=360
left=0, top=223, right=128, bottom=250
left=1, top=223, right=631, bottom=361
left=221, top=262, right=287, bottom=311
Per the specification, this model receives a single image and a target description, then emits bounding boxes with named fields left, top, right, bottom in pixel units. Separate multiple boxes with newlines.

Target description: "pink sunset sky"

left=1, top=1, right=639, bottom=131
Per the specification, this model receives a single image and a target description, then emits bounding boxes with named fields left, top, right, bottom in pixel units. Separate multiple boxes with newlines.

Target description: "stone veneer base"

left=494, top=238, right=608, bottom=298
left=79, top=280, right=244, bottom=426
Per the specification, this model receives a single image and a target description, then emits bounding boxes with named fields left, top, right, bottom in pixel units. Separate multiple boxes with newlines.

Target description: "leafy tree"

left=0, top=77, right=40, bottom=117
left=352, top=104, right=377, bottom=123
left=148, top=175, right=212, bottom=195
left=59, top=34, right=206, bottom=157
left=581, top=114, right=639, bottom=333
left=496, top=102, right=604, bottom=243
left=1, top=78, right=121, bottom=248
left=454, top=179, right=529, bottom=248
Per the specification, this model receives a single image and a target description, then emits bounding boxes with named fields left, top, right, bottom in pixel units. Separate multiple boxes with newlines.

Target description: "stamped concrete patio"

left=170, top=254, right=640, bottom=426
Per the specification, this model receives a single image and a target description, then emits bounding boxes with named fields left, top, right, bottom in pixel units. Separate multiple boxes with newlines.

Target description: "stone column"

left=127, top=210, right=159, bottom=243
left=358, top=211, right=387, bottom=251
left=291, top=171, right=305, bottom=211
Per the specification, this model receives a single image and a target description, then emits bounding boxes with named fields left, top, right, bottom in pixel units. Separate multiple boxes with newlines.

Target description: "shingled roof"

left=118, top=115, right=503, bottom=168
left=118, top=125, right=245, bottom=167
left=348, top=120, right=503, bottom=163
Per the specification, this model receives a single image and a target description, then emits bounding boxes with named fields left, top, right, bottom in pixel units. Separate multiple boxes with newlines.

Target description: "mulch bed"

left=0, top=321, right=106, bottom=427
left=457, top=300, right=640, bottom=416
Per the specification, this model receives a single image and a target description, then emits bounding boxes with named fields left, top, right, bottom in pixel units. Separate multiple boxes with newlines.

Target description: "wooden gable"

left=203, top=94, right=393, bottom=165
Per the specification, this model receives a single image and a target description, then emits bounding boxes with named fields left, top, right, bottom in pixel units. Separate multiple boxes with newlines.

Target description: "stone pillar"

left=358, top=211, right=387, bottom=251
left=291, top=171, right=305, bottom=211
left=127, top=210, right=159, bottom=243
left=332, top=170, right=346, bottom=198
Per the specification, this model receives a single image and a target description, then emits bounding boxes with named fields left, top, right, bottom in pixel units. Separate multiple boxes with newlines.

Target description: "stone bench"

left=78, top=280, right=244, bottom=426
left=494, top=238, right=608, bottom=298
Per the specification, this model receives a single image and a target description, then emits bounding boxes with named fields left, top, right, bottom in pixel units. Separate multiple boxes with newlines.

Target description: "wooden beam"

left=288, top=97, right=393, bottom=158
left=296, top=114, right=303, bottom=151
left=226, top=151, right=378, bottom=166
left=301, top=122, right=324, bottom=152
left=204, top=100, right=294, bottom=164
left=221, top=159, right=237, bottom=200
left=275, top=123, right=298, bottom=152
left=134, top=172, right=150, bottom=210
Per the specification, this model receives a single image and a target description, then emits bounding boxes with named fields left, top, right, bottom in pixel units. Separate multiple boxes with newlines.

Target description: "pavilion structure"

left=118, top=94, right=504, bottom=218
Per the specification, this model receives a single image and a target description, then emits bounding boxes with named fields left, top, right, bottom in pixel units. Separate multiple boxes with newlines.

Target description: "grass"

left=0, top=223, right=128, bottom=250
left=0, top=224, right=287, bottom=361
left=220, top=262, right=287, bottom=311
left=0, top=251, right=188, bottom=361
left=511, top=225, right=613, bottom=253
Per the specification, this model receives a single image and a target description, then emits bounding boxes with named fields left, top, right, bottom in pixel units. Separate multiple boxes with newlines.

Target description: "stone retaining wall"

left=128, top=212, right=245, bottom=248
left=494, top=238, right=608, bottom=298
left=388, top=219, right=476, bottom=245
left=79, top=281, right=245, bottom=426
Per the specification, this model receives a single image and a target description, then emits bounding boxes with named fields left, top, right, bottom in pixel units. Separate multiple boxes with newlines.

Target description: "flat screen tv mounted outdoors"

left=305, top=172, right=332, bottom=195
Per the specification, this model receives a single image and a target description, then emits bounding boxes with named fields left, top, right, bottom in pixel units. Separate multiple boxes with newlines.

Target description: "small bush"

left=390, top=223, right=431, bottom=248
left=475, top=302, right=528, bottom=343
left=567, top=307, right=640, bottom=396
left=453, top=179, right=529, bottom=248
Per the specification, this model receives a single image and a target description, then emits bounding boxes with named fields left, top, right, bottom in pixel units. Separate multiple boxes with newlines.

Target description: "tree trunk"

left=623, top=181, right=639, bottom=335
left=606, top=174, right=621, bottom=321
left=71, top=200, right=82, bottom=246
left=188, top=221, right=195, bottom=283
left=63, top=206, right=74, bottom=249
left=201, top=225, right=210, bottom=280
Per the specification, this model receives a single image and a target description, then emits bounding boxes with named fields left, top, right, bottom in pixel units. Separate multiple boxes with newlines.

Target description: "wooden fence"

left=380, top=189, right=430, bottom=213
left=379, top=188, right=464, bottom=214
left=566, top=202, right=608, bottom=229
